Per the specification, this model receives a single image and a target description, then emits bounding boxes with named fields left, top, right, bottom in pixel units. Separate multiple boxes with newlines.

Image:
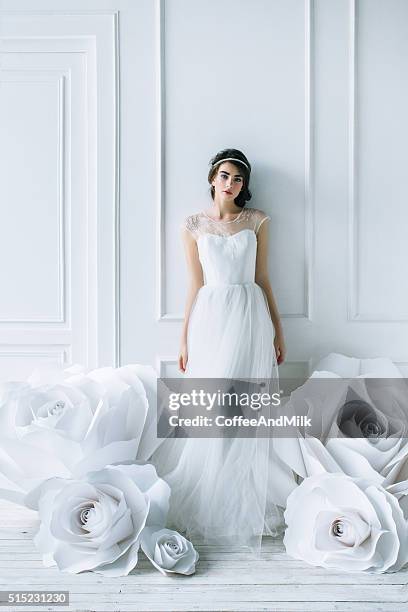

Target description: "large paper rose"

left=284, top=472, right=408, bottom=573
left=141, top=527, right=199, bottom=575
left=387, top=480, right=408, bottom=520
left=26, top=463, right=170, bottom=576
left=0, top=377, right=95, bottom=440
left=272, top=354, right=408, bottom=488
left=0, top=364, right=161, bottom=508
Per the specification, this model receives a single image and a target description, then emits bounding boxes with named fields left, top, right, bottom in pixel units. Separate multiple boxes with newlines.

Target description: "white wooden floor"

left=0, top=500, right=407, bottom=612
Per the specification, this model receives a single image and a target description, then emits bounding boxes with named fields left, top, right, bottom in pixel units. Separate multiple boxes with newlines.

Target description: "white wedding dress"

left=150, top=207, right=285, bottom=549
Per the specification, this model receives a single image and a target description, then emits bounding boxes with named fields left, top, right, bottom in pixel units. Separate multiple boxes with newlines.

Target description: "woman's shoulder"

left=181, top=211, right=205, bottom=236
left=242, top=207, right=271, bottom=232
left=185, top=210, right=204, bottom=223
left=244, top=207, right=270, bottom=219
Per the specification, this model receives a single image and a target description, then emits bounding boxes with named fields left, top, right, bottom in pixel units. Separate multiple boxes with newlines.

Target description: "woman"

left=151, top=148, right=287, bottom=549
left=179, top=148, right=285, bottom=377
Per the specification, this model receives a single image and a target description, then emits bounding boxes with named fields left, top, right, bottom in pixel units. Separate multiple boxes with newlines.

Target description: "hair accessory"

left=211, top=157, right=250, bottom=170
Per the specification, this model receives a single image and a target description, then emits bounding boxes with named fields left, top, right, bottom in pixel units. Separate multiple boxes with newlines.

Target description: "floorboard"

left=0, top=500, right=406, bottom=612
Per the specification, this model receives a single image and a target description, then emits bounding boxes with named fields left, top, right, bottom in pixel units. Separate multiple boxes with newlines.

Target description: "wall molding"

left=347, top=0, right=408, bottom=322
left=112, top=10, right=121, bottom=367
left=156, top=356, right=176, bottom=378
left=0, top=70, right=66, bottom=324
left=0, top=344, right=70, bottom=365
left=0, top=12, right=120, bottom=370
left=157, top=0, right=314, bottom=322
left=156, top=0, right=166, bottom=322
left=156, top=356, right=311, bottom=379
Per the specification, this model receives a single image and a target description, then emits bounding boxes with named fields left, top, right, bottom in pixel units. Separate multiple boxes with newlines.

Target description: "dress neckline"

left=203, top=208, right=244, bottom=224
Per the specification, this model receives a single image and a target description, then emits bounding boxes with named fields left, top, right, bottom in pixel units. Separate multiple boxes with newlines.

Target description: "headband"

left=211, top=157, right=250, bottom=171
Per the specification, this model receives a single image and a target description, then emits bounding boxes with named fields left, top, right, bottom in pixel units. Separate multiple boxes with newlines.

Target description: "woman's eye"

left=219, top=173, right=242, bottom=182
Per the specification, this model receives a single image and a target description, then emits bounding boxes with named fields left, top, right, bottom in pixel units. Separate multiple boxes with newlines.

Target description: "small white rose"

left=284, top=472, right=408, bottom=573
left=29, top=463, right=170, bottom=576
left=141, top=527, right=199, bottom=576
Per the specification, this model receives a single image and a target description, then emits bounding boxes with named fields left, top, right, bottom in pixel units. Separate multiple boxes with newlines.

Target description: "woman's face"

left=211, top=162, right=244, bottom=201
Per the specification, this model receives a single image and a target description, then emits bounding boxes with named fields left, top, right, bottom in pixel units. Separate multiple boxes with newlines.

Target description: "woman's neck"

left=210, top=198, right=242, bottom=218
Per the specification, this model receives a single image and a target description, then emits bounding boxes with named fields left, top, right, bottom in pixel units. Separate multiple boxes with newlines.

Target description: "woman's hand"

left=178, top=342, right=188, bottom=373
left=274, top=332, right=286, bottom=365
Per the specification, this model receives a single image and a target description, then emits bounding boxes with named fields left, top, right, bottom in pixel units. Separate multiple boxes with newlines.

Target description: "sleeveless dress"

left=150, top=207, right=285, bottom=549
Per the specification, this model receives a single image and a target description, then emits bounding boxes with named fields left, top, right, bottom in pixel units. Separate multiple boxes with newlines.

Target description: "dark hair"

left=208, top=148, right=252, bottom=208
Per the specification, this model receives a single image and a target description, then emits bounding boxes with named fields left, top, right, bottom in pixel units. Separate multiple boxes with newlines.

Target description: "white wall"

left=1, top=0, right=407, bottom=380
left=0, top=5, right=119, bottom=378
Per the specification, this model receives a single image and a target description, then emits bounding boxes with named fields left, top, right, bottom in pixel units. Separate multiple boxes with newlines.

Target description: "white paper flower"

left=272, top=367, right=408, bottom=488
left=313, top=352, right=403, bottom=379
left=27, top=463, right=170, bottom=576
left=141, top=527, right=199, bottom=575
left=284, top=472, right=408, bottom=573
left=0, top=365, right=161, bottom=508
left=386, top=479, right=408, bottom=521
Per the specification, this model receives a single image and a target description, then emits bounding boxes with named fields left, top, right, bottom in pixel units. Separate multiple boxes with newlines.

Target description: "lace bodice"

left=182, top=207, right=270, bottom=286
left=183, top=207, right=270, bottom=239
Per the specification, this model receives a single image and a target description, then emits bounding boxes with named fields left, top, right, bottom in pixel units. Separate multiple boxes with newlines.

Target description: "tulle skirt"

left=150, top=282, right=285, bottom=550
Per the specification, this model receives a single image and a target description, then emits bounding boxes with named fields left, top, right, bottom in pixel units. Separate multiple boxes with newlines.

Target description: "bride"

left=150, top=148, right=287, bottom=549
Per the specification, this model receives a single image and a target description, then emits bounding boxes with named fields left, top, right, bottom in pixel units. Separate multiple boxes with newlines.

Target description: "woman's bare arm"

left=179, top=227, right=204, bottom=372
left=254, top=220, right=286, bottom=364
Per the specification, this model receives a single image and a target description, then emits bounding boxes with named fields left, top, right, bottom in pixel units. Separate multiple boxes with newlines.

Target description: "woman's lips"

left=223, top=190, right=232, bottom=194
